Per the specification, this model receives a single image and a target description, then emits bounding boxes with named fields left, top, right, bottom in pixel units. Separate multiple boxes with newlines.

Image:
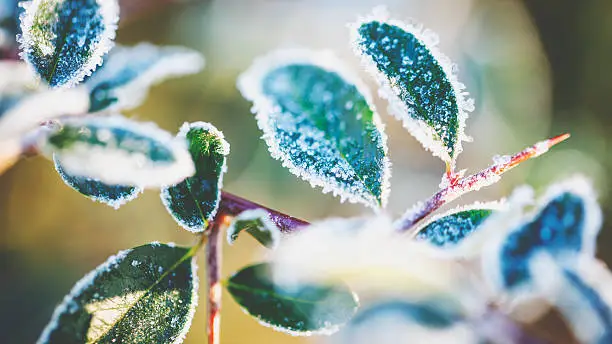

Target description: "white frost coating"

left=18, top=0, right=119, bottom=88
left=171, top=257, right=199, bottom=344
left=350, top=6, right=474, bottom=166
left=177, top=121, right=230, bottom=156
left=37, top=248, right=132, bottom=344
left=271, top=215, right=485, bottom=315
left=226, top=209, right=281, bottom=249
left=0, top=61, right=37, bottom=92
left=237, top=48, right=391, bottom=208
left=44, top=115, right=196, bottom=188
left=0, top=87, right=89, bottom=138
left=87, top=43, right=205, bottom=112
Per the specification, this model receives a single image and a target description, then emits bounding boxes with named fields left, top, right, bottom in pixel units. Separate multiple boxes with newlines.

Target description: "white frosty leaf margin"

left=42, top=115, right=196, bottom=188
left=18, top=0, right=119, bottom=88
left=226, top=209, right=281, bottom=249
left=87, top=43, right=205, bottom=112
left=36, top=244, right=199, bottom=344
left=160, top=121, right=229, bottom=233
left=237, top=48, right=391, bottom=208
left=350, top=6, right=474, bottom=166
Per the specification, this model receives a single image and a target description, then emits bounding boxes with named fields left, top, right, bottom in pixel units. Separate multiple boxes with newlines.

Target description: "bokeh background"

left=1, top=0, right=611, bottom=343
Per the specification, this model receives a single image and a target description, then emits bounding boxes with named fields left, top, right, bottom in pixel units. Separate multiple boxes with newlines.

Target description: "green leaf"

left=86, top=43, right=205, bottom=113
left=161, top=122, right=229, bottom=233
left=416, top=206, right=495, bottom=247
left=38, top=243, right=198, bottom=344
left=41, top=115, right=195, bottom=188
left=18, top=0, right=119, bottom=88
left=226, top=209, right=281, bottom=249
left=352, top=9, right=474, bottom=165
left=225, top=262, right=359, bottom=335
left=238, top=49, right=390, bottom=209
left=54, top=154, right=142, bottom=209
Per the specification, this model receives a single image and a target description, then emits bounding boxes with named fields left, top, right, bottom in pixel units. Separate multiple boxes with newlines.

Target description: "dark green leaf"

left=41, top=115, right=195, bottom=188
left=226, top=209, right=281, bottom=249
left=238, top=50, right=390, bottom=208
left=38, top=243, right=198, bottom=344
left=19, top=0, right=119, bottom=87
left=416, top=207, right=495, bottom=247
left=54, top=155, right=141, bottom=209
left=225, top=262, right=359, bottom=335
left=161, top=122, right=229, bottom=233
left=352, top=12, right=473, bottom=164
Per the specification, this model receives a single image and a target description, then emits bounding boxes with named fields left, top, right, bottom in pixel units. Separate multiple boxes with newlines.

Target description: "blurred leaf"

left=416, top=207, right=495, bottom=247
left=42, top=115, right=195, bottom=188
left=18, top=0, right=119, bottom=88
left=226, top=209, right=281, bottom=249
left=54, top=155, right=141, bottom=209
left=86, top=43, right=204, bottom=113
left=225, top=262, right=359, bottom=335
left=38, top=243, right=198, bottom=344
left=161, top=122, right=229, bottom=233
left=352, top=10, right=473, bottom=165
left=238, top=49, right=390, bottom=209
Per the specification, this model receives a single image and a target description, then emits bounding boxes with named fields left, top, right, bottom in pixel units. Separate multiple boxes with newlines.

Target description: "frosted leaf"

left=226, top=209, right=281, bottom=249
left=18, top=0, right=119, bottom=88
left=86, top=43, right=205, bottom=113
left=336, top=300, right=478, bottom=344
left=225, top=262, right=358, bottom=336
left=351, top=8, right=473, bottom=165
left=238, top=49, right=391, bottom=209
left=54, top=154, right=142, bottom=209
left=40, top=115, right=196, bottom=188
left=531, top=255, right=612, bottom=344
left=483, top=176, right=602, bottom=294
left=415, top=202, right=501, bottom=248
left=37, top=243, right=198, bottom=344
left=160, top=122, right=229, bottom=233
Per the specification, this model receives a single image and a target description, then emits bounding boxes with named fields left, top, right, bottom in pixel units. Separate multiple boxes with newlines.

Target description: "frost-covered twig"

left=396, top=134, right=570, bottom=232
left=205, top=219, right=225, bottom=344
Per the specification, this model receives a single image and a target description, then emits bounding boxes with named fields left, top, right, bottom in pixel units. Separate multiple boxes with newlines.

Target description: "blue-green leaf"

left=37, top=243, right=198, bottom=344
left=352, top=8, right=473, bottom=165
left=416, top=205, right=497, bottom=248
left=18, top=0, right=119, bottom=88
left=86, top=43, right=205, bottom=113
left=238, top=49, right=390, bottom=208
left=161, top=122, right=229, bottom=233
left=226, top=209, right=281, bottom=249
left=41, top=115, right=195, bottom=188
left=225, top=262, right=359, bottom=335
left=485, top=177, right=601, bottom=292
left=54, top=155, right=142, bottom=209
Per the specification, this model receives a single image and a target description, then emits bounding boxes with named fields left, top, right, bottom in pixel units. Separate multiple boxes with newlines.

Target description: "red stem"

left=397, top=133, right=570, bottom=232
left=205, top=218, right=225, bottom=344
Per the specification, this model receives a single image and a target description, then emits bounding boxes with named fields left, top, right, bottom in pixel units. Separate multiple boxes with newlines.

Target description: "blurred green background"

left=1, top=0, right=611, bottom=343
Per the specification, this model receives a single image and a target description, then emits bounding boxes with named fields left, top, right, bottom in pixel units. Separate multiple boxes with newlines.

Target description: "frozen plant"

left=0, top=2, right=608, bottom=344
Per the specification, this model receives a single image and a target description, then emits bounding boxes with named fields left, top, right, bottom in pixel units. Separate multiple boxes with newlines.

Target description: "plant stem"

left=218, top=191, right=309, bottom=233
left=205, top=217, right=226, bottom=344
left=396, top=133, right=570, bottom=233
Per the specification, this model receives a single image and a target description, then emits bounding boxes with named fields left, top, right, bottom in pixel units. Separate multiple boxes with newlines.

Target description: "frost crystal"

left=41, top=115, right=196, bottom=188
left=238, top=49, right=391, bottom=208
left=18, top=0, right=119, bottom=88
left=226, top=209, right=281, bottom=249
left=351, top=7, right=473, bottom=165
left=86, top=43, right=205, bottom=113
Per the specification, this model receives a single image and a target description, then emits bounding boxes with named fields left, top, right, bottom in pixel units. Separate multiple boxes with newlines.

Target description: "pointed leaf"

left=238, top=49, right=390, bottom=208
left=38, top=243, right=198, bottom=344
left=352, top=9, right=473, bottom=164
left=54, top=155, right=142, bottom=209
left=225, top=262, right=359, bottom=335
left=41, top=115, right=195, bottom=188
left=226, top=209, right=281, bottom=249
left=485, top=177, right=602, bottom=292
left=86, top=43, right=205, bottom=113
left=18, top=0, right=119, bottom=88
left=416, top=205, right=496, bottom=247
left=161, top=122, right=229, bottom=233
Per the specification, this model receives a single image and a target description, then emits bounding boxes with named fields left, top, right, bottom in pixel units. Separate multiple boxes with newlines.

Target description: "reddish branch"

left=396, top=133, right=570, bottom=233
left=205, top=218, right=225, bottom=344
